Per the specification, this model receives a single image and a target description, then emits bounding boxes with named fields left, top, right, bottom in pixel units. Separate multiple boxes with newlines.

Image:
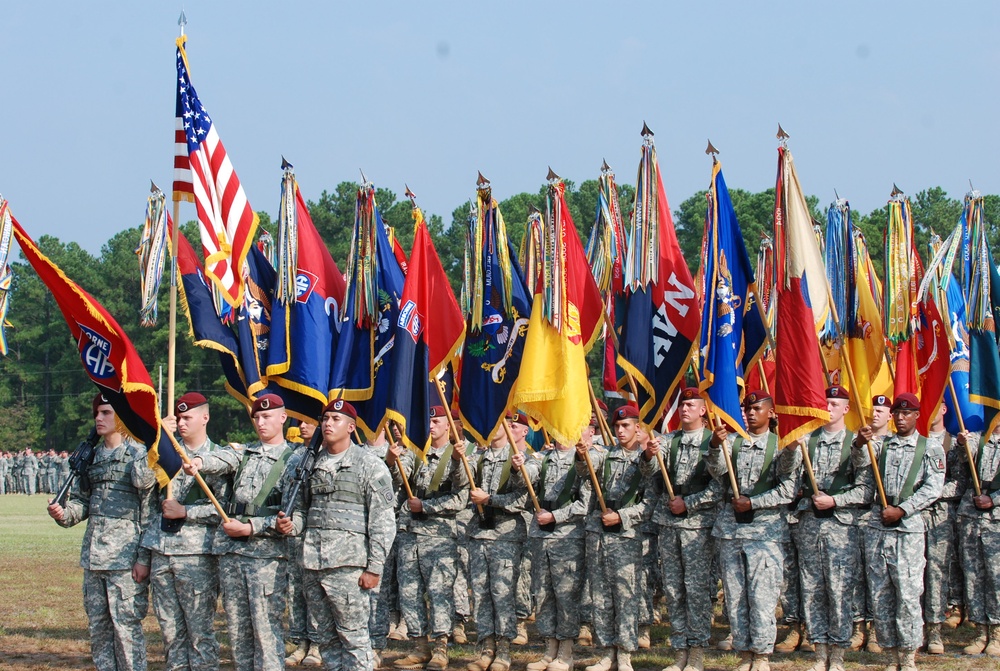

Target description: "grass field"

left=1, top=494, right=998, bottom=670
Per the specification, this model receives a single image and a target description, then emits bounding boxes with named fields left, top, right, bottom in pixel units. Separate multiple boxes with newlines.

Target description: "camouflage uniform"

left=862, top=432, right=945, bottom=651
left=12, top=452, right=23, bottom=493
left=56, top=440, right=156, bottom=671
left=959, top=433, right=1000, bottom=626
left=453, top=442, right=481, bottom=626
left=0, top=454, right=8, bottom=495
left=469, top=444, right=530, bottom=641
left=583, top=443, right=653, bottom=652
left=22, top=451, right=38, bottom=494
left=393, top=441, right=470, bottom=639
left=523, top=447, right=591, bottom=640
left=922, top=432, right=969, bottom=624
left=792, top=428, right=871, bottom=647
left=196, top=441, right=301, bottom=671
left=291, top=444, right=397, bottom=670
left=708, top=429, right=802, bottom=655
left=643, top=427, right=721, bottom=650
left=140, top=438, right=229, bottom=671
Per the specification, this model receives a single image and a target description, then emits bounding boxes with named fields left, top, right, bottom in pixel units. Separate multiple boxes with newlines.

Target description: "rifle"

left=281, top=422, right=324, bottom=518
left=53, top=429, right=100, bottom=508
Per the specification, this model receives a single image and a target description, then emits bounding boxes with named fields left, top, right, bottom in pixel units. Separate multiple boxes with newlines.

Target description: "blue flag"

left=941, top=275, right=984, bottom=434
left=699, top=162, right=768, bottom=435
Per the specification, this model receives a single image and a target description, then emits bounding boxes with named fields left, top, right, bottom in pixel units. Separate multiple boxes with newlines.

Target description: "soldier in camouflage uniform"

left=641, top=389, right=720, bottom=671
left=958, top=424, right=1000, bottom=656
left=466, top=417, right=532, bottom=671
left=283, top=399, right=396, bottom=671
left=791, top=386, right=872, bottom=671
left=508, top=413, right=537, bottom=646
left=856, top=393, right=945, bottom=671
left=452, top=412, right=478, bottom=644
left=22, top=447, right=38, bottom=495
left=0, top=451, right=8, bottom=495
left=388, top=406, right=470, bottom=671
left=47, top=392, right=156, bottom=671
left=12, top=449, right=23, bottom=493
left=191, top=393, right=302, bottom=671
left=582, top=404, right=654, bottom=671
left=140, top=392, right=229, bottom=671
left=286, top=420, right=321, bottom=667
left=707, top=391, right=801, bottom=671
left=515, top=436, right=592, bottom=671
left=576, top=414, right=604, bottom=647
left=921, top=405, right=970, bottom=654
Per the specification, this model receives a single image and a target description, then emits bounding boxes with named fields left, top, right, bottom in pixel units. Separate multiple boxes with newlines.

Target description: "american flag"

left=172, top=39, right=258, bottom=309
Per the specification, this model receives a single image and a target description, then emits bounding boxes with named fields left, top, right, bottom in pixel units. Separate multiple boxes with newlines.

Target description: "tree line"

left=3, top=180, right=997, bottom=450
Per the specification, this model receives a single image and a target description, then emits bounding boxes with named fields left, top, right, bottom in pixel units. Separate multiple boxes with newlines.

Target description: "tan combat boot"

left=774, top=623, right=802, bottom=653
left=395, top=638, right=432, bottom=670
left=750, top=654, right=770, bottom=671
left=452, top=621, right=468, bottom=645
left=736, top=651, right=753, bottom=671
left=925, top=623, right=944, bottom=654
left=638, top=625, right=651, bottom=649
left=427, top=636, right=450, bottom=671
left=467, top=636, right=495, bottom=671
left=866, top=623, right=883, bottom=654
left=374, top=649, right=383, bottom=670
left=527, top=638, right=559, bottom=671
left=584, top=647, right=616, bottom=671
left=547, top=639, right=574, bottom=671
left=302, top=642, right=322, bottom=667
left=827, top=646, right=846, bottom=671
left=848, top=621, right=866, bottom=651
left=806, top=642, right=828, bottom=671
left=286, top=640, right=309, bottom=666
left=881, top=647, right=898, bottom=671
left=489, top=638, right=511, bottom=671
left=945, top=605, right=964, bottom=629
left=390, top=616, right=410, bottom=641
left=616, top=649, right=633, bottom=671
left=662, top=647, right=687, bottom=671
left=986, top=625, right=1000, bottom=656
left=898, top=648, right=917, bottom=671
left=682, top=646, right=705, bottom=671
left=964, top=624, right=988, bottom=654
left=513, top=620, right=529, bottom=646
left=717, top=632, right=734, bottom=651
left=577, top=623, right=593, bottom=647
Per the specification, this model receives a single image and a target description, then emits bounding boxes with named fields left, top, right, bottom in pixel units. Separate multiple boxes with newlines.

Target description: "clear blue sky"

left=2, top=2, right=997, bottom=252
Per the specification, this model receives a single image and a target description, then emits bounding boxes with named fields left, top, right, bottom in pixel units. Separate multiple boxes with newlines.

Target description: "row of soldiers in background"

left=43, top=383, right=1000, bottom=671
left=0, top=448, right=69, bottom=494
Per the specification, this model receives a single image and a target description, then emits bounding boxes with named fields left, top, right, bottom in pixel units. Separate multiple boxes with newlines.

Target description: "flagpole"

left=626, top=372, right=676, bottom=500
left=167, top=11, right=185, bottom=439
left=948, top=378, right=982, bottom=496
left=502, top=419, right=542, bottom=512
left=583, top=376, right=609, bottom=514
left=387, top=423, right=415, bottom=500
left=160, top=420, right=230, bottom=522
left=433, top=378, right=486, bottom=516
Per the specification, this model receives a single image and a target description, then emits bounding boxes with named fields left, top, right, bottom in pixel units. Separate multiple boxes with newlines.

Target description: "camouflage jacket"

left=393, top=442, right=469, bottom=539
left=862, top=431, right=945, bottom=533
left=584, top=444, right=653, bottom=538
left=643, top=428, right=723, bottom=530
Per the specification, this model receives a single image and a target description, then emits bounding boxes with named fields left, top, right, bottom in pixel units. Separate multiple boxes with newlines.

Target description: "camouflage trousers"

left=792, top=514, right=858, bottom=647
left=637, top=530, right=659, bottom=626
left=453, top=533, right=472, bottom=620
left=922, top=501, right=959, bottom=623
left=469, top=538, right=522, bottom=640
left=286, top=537, right=307, bottom=642
left=779, top=537, right=801, bottom=624
left=579, top=536, right=593, bottom=625
left=852, top=510, right=875, bottom=622
left=22, top=474, right=36, bottom=495
left=398, top=532, right=458, bottom=639
left=150, top=552, right=220, bottom=671
left=864, top=527, right=925, bottom=650
left=218, top=554, right=287, bottom=671
left=369, top=535, right=399, bottom=650
left=304, top=566, right=374, bottom=671
left=532, top=536, right=585, bottom=640
left=718, top=538, right=784, bottom=654
left=517, top=536, right=534, bottom=619
left=588, top=531, right=641, bottom=651
left=959, top=515, right=1000, bottom=625
left=83, top=568, right=149, bottom=671
left=658, top=525, right=715, bottom=649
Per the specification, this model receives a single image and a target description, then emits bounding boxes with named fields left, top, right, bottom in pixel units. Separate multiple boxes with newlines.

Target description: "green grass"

left=1, top=494, right=998, bottom=669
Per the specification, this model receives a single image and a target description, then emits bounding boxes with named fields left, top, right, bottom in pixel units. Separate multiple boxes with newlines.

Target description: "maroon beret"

left=891, top=393, right=920, bottom=412
left=175, top=392, right=208, bottom=415
left=92, top=392, right=111, bottom=417
left=614, top=404, right=640, bottom=422
left=680, top=387, right=702, bottom=401
left=743, top=391, right=772, bottom=407
left=251, top=393, right=285, bottom=416
left=429, top=405, right=447, bottom=418
left=505, top=411, right=530, bottom=426
left=323, top=398, right=357, bottom=420
left=872, top=394, right=891, bottom=408
left=826, top=386, right=849, bottom=400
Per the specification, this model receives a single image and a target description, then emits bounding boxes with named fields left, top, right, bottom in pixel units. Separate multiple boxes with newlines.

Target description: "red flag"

left=915, top=295, right=950, bottom=435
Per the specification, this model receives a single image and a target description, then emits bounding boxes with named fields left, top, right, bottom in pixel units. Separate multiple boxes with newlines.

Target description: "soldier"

left=188, top=393, right=301, bottom=671
left=47, top=392, right=156, bottom=671
left=12, top=449, right=23, bottom=493
left=466, top=416, right=532, bottom=671
left=921, top=405, right=969, bottom=654
left=286, top=420, right=322, bottom=667
left=856, top=393, right=945, bottom=671
left=58, top=449, right=72, bottom=491
left=642, top=388, right=720, bottom=671
left=707, top=391, right=801, bottom=671
left=576, top=413, right=602, bottom=648
left=388, top=406, right=470, bottom=671
left=452, top=411, right=478, bottom=645
left=22, top=447, right=38, bottom=495
left=141, top=392, right=229, bottom=671
left=283, top=399, right=396, bottom=671
left=516, top=436, right=591, bottom=671
left=0, top=451, right=8, bottom=495
left=582, top=404, right=654, bottom=671
left=508, top=412, right=537, bottom=646
left=958, top=423, right=1000, bottom=656
left=791, top=386, right=872, bottom=671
